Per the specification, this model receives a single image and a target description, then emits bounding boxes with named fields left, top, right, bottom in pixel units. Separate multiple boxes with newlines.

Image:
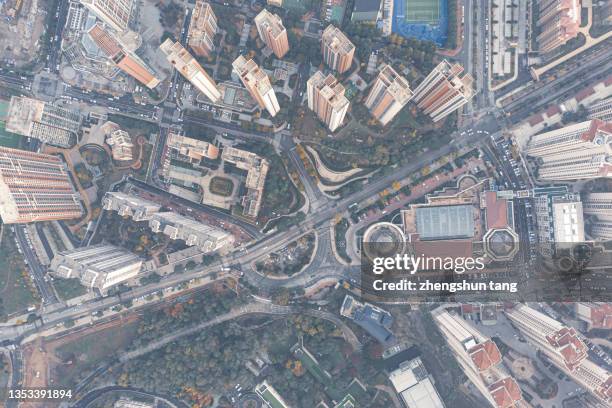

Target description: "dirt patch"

left=21, top=339, right=53, bottom=408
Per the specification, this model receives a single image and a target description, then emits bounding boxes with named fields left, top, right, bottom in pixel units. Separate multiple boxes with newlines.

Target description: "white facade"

left=102, top=191, right=161, bottom=221
left=160, top=39, right=222, bottom=103
left=524, top=120, right=612, bottom=181
left=49, top=244, right=142, bottom=291
left=80, top=0, right=133, bottom=32
left=506, top=304, right=611, bottom=404
left=232, top=56, right=280, bottom=117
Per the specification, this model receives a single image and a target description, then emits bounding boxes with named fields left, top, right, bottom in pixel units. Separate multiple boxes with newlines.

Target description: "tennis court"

left=405, top=0, right=440, bottom=23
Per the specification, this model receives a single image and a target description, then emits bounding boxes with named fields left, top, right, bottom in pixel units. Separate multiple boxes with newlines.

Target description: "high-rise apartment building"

left=506, top=304, right=612, bottom=404
left=364, top=64, right=413, bottom=126
left=187, top=0, right=218, bottom=57
left=433, top=308, right=523, bottom=407
left=149, top=212, right=234, bottom=253
left=88, top=24, right=161, bottom=89
left=160, top=39, right=222, bottom=103
left=254, top=9, right=289, bottom=58
left=535, top=0, right=580, bottom=53
left=587, top=97, right=612, bottom=122
left=583, top=192, right=612, bottom=240
left=102, top=191, right=161, bottom=221
left=232, top=56, right=279, bottom=117
left=49, top=244, right=142, bottom=291
left=411, top=60, right=474, bottom=122
left=0, top=147, right=83, bottom=224
left=6, top=96, right=81, bottom=147
left=306, top=71, right=349, bottom=132
left=321, top=25, right=355, bottom=74
left=523, top=119, right=612, bottom=181
left=80, top=0, right=133, bottom=32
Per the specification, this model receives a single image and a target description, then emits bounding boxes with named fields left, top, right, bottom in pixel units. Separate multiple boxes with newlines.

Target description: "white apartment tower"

left=306, top=71, right=349, bottom=132
left=523, top=119, right=612, bottom=181
left=49, top=244, right=142, bottom=291
left=506, top=304, right=612, bottom=404
left=583, top=192, right=612, bottom=240
left=365, top=64, right=413, bottom=126
left=160, top=39, right=222, bottom=103
left=433, top=309, right=523, bottom=407
left=102, top=191, right=161, bottom=221
left=80, top=0, right=133, bottom=32
left=232, top=56, right=280, bottom=117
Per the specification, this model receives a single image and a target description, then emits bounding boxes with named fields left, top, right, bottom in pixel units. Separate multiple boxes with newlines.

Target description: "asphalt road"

left=15, top=226, right=58, bottom=305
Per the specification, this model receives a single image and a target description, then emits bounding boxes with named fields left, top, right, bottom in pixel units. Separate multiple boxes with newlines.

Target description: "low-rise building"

left=351, top=0, right=380, bottom=22
left=49, top=244, right=143, bottom=291
left=340, top=295, right=394, bottom=344
left=255, top=381, right=291, bottom=408
left=166, top=132, right=220, bottom=162
left=389, top=357, right=446, bottom=408
left=114, top=398, right=153, bottom=408
left=6, top=96, right=81, bottom=147
left=221, top=146, right=269, bottom=218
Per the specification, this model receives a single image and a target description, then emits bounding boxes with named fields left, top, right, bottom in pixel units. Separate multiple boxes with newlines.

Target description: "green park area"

left=0, top=233, right=39, bottom=319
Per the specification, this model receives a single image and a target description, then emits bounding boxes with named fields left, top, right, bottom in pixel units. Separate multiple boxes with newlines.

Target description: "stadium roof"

left=415, top=205, right=474, bottom=240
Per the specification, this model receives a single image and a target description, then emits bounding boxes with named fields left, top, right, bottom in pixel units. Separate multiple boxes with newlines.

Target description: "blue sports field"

left=392, top=0, right=448, bottom=45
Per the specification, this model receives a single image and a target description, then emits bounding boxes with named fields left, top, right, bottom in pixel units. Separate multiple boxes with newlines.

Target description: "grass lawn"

left=0, top=353, right=9, bottom=401
left=209, top=176, right=234, bottom=197
left=52, top=278, right=87, bottom=301
left=53, top=322, right=139, bottom=387
left=0, top=235, right=39, bottom=318
left=334, top=218, right=351, bottom=263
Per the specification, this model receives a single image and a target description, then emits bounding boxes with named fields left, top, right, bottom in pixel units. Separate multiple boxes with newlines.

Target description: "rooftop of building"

left=254, top=9, right=286, bottom=37
left=322, top=25, right=355, bottom=53
left=488, top=377, right=522, bottom=408
left=352, top=0, right=381, bottom=13
left=340, top=295, right=394, bottom=344
left=389, top=357, right=446, bottom=408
